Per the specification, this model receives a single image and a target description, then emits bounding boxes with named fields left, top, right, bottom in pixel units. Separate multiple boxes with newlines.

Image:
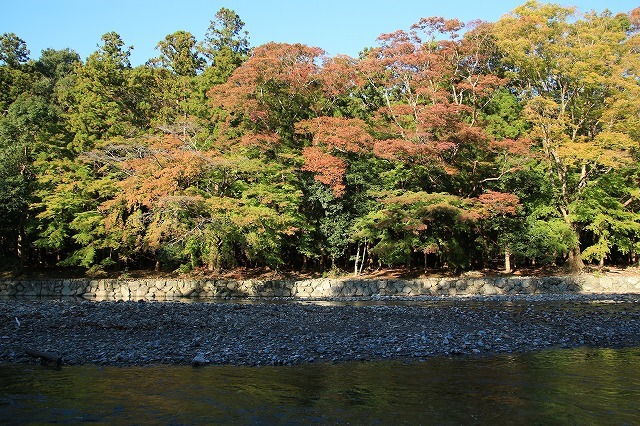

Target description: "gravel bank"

left=1, top=294, right=639, bottom=366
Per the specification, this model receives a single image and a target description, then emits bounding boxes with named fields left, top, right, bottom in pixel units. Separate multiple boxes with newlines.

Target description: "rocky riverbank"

left=1, top=294, right=639, bottom=367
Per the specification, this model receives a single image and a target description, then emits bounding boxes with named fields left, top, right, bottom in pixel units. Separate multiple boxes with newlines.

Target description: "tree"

left=57, top=134, right=305, bottom=272
left=209, top=42, right=327, bottom=146
left=4, top=3, right=640, bottom=276
left=357, top=17, right=513, bottom=196
left=149, top=30, right=214, bottom=149
left=150, top=9, right=252, bottom=149
left=67, top=32, right=148, bottom=152
left=0, top=39, right=78, bottom=271
left=493, top=1, right=640, bottom=270
left=0, top=33, right=29, bottom=68
left=574, top=173, right=640, bottom=267
left=295, top=116, right=374, bottom=196
left=200, top=7, right=250, bottom=70
left=0, top=108, right=34, bottom=269
left=0, top=92, right=71, bottom=269
left=352, top=191, right=519, bottom=271
left=35, top=48, right=80, bottom=81
left=152, top=31, right=204, bottom=77
left=0, top=35, right=36, bottom=114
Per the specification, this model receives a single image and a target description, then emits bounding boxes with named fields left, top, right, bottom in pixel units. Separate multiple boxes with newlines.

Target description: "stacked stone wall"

left=1, top=275, right=639, bottom=300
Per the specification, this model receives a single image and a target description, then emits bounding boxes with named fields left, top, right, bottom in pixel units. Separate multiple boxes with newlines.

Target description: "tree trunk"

left=354, top=243, right=361, bottom=275
left=16, top=231, right=24, bottom=272
left=560, top=208, right=584, bottom=273
left=16, top=212, right=27, bottom=273
left=504, top=247, right=512, bottom=274
left=359, top=240, right=367, bottom=275
left=566, top=245, right=584, bottom=273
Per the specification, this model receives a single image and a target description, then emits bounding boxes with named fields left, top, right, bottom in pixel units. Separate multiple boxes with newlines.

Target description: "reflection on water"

left=1, top=347, right=639, bottom=424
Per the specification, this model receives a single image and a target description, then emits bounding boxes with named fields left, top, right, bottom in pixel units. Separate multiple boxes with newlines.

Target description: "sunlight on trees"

left=1, top=3, right=639, bottom=275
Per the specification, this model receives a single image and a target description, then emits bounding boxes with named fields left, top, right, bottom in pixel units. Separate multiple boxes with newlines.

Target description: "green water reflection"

left=1, top=347, right=639, bottom=424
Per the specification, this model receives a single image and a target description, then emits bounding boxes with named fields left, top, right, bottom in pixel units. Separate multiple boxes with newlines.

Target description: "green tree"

left=0, top=34, right=36, bottom=113
left=67, top=32, right=140, bottom=152
left=0, top=92, right=67, bottom=269
left=0, top=39, right=78, bottom=270
left=0, top=106, right=35, bottom=269
left=352, top=192, right=480, bottom=271
left=0, top=33, right=29, bottom=68
left=199, top=7, right=250, bottom=76
left=152, top=31, right=204, bottom=77
left=34, top=156, right=119, bottom=273
left=574, top=173, right=640, bottom=267
left=35, top=48, right=80, bottom=81
left=493, top=1, right=640, bottom=270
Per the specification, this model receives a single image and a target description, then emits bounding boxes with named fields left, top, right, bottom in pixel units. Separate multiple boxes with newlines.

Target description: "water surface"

left=1, top=347, right=639, bottom=424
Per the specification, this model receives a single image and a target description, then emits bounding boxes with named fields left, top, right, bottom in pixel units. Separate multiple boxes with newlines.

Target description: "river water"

left=1, top=347, right=639, bottom=424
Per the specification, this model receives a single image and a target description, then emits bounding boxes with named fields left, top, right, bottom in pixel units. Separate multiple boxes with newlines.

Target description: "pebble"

left=0, top=294, right=639, bottom=366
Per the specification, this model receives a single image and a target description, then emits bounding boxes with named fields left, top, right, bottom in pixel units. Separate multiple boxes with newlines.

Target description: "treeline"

left=1, top=2, right=639, bottom=276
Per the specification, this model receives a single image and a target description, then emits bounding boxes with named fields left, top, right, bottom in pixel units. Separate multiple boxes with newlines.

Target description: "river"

left=1, top=347, right=639, bottom=424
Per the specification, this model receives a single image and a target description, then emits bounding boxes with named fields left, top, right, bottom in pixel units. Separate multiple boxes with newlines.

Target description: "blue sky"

left=1, top=0, right=635, bottom=66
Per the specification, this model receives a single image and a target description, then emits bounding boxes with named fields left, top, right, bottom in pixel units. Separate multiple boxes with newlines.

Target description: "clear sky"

left=1, top=0, right=635, bottom=66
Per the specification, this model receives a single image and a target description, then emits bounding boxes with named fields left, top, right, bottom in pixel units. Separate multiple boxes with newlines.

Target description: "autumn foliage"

left=2, top=2, right=640, bottom=275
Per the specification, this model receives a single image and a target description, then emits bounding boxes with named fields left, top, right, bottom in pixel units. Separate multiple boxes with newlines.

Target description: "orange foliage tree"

left=75, top=135, right=303, bottom=271
left=358, top=19, right=502, bottom=173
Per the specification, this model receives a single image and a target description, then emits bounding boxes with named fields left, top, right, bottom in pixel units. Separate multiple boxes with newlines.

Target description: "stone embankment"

left=1, top=274, right=640, bottom=300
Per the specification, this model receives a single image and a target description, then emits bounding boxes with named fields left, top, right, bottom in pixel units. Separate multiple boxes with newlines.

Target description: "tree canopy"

left=1, top=3, right=639, bottom=276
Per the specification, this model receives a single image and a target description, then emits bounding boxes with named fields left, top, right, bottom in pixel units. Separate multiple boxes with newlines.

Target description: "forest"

left=1, top=1, right=639, bottom=277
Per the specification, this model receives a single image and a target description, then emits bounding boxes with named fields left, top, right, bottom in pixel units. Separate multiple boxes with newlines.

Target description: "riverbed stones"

left=3, top=293, right=637, bottom=367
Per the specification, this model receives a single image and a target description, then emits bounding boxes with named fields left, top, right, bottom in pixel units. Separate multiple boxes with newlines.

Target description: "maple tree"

left=351, top=190, right=520, bottom=271
left=358, top=18, right=499, bottom=174
left=55, top=134, right=304, bottom=272
left=209, top=42, right=328, bottom=147
left=295, top=116, right=373, bottom=196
